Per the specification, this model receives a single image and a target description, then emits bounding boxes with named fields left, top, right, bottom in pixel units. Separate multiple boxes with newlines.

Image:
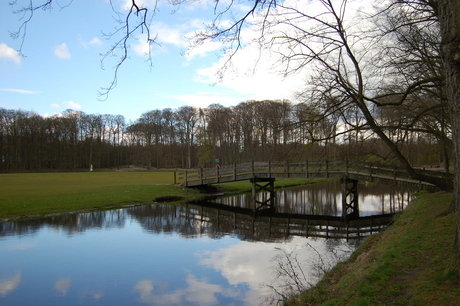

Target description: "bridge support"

left=250, top=176, right=276, bottom=214
left=341, top=177, right=359, bottom=220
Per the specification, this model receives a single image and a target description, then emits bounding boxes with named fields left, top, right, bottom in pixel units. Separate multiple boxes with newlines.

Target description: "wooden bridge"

left=175, top=160, right=450, bottom=220
left=175, top=160, right=447, bottom=191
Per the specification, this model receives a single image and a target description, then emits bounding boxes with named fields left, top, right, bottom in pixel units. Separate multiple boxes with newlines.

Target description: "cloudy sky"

left=0, top=0, right=306, bottom=121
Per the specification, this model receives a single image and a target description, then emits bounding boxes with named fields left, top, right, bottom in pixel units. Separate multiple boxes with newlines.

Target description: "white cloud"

left=64, top=101, right=82, bottom=110
left=88, top=37, right=103, bottom=46
left=0, top=43, right=21, bottom=64
left=132, top=22, right=189, bottom=57
left=191, top=0, right=377, bottom=102
left=131, top=18, right=223, bottom=61
left=171, top=91, right=244, bottom=109
left=54, top=43, right=71, bottom=59
left=132, top=34, right=155, bottom=56
left=185, top=40, right=221, bottom=62
left=195, top=47, right=305, bottom=102
left=51, top=103, right=60, bottom=108
left=0, top=88, right=40, bottom=94
left=80, top=36, right=103, bottom=49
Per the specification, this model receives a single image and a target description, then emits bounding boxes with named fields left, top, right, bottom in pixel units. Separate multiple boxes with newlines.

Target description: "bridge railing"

left=177, top=160, right=345, bottom=186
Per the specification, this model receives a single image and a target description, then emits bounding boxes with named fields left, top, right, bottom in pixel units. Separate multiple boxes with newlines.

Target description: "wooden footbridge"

left=176, top=160, right=446, bottom=190
left=175, top=160, right=450, bottom=220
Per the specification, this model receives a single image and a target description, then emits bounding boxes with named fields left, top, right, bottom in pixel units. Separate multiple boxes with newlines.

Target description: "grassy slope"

left=287, top=191, right=460, bottom=306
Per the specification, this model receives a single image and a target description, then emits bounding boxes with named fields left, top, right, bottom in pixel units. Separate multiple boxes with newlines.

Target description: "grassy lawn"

left=0, top=171, right=201, bottom=220
left=287, top=191, right=460, bottom=305
left=1, top=172, right=333, bottom=221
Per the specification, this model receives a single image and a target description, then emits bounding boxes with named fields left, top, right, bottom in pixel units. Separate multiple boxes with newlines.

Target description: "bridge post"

left=250, top=176, right=276, bottom=214
left=341, top=177, right=359, bottom=220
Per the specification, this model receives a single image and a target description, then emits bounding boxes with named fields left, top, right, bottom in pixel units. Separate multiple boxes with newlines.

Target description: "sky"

left=0, top=0, right=306, bottom=122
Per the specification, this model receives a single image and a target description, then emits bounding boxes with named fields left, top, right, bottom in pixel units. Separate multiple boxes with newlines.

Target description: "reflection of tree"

left=0, top=210, right=127, bottom=237
left=127, top=205, right=197, bottom=237
left=1, top=182, right=410, bottom=241
left=263, top=242, right=354, bottom=305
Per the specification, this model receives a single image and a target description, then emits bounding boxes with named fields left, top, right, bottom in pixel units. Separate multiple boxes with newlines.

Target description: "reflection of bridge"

left=0, top=202, right=393, bottom=242
left=176, top=161, right=446, bottom=219
left=182, top=201, right=394, bottom=241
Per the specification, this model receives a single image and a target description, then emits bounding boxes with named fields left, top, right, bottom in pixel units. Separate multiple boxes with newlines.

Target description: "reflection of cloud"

left=4, top=242, right=37, bottom=251
left=54, top=277, right=71, bottom=296
left=134, top=280, right=154, bottom=300
left=91, top=291, right=104, bottom=300
left=184, top=273, right=237, bottom=305
left=80, top=290, right=105, bottom=301
left=199, top=241, right=278, bottom=305
left=133, top=273, right=238, bottom=306
left=198, top=236, right=351, bottom=305
left=0, top=273, right=21, bottom=296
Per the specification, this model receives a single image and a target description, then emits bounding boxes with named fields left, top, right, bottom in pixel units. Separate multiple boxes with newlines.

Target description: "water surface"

left=0, top=182, right=412, bottom=305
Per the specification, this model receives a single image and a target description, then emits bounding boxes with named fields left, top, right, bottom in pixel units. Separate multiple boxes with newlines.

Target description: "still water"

left=0, top=182, right=412, bottom=305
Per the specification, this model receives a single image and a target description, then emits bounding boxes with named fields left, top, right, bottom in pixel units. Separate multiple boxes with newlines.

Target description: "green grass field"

left=0, top=171, right=202, bottom=220
left=0, top=171, right=331, bottom=220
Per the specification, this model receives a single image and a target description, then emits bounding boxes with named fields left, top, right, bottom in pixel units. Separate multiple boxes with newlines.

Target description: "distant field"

left=0, top=171, right=201, bottom=220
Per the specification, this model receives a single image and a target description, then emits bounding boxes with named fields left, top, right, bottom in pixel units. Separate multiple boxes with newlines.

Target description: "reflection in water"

left=0, top=273, right=21, bottom=296
left=0, top=182, right=412, bottom=305
left=54, top=277, right=71, bottom=296
left=213, top=181, right=410, bottom=217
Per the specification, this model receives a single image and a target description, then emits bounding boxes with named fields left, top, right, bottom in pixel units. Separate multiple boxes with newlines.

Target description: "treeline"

left=0, top=99, right=449, bottom=172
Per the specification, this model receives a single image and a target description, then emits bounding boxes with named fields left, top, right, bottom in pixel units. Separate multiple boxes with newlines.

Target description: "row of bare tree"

left=0, top=96, right=450, bottom=172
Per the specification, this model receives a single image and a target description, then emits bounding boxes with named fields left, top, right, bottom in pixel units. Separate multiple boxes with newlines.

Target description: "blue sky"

left=0, top=0, right=304, bottom=122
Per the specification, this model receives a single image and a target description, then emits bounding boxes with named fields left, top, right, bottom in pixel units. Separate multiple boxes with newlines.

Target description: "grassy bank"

left=0, top=171, right=330, bottom=221
left=287, top=191, right=460, bottom=305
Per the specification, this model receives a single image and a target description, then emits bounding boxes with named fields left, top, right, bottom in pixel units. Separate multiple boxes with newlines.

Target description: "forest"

left=0, top=97, right=450, bottom=172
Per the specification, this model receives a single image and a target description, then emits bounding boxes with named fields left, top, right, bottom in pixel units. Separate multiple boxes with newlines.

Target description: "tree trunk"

left=436, top=0, right=460, bottom=275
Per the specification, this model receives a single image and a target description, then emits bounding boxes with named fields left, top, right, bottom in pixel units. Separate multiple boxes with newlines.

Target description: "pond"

left=0, top=181, right=412, bottom=305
